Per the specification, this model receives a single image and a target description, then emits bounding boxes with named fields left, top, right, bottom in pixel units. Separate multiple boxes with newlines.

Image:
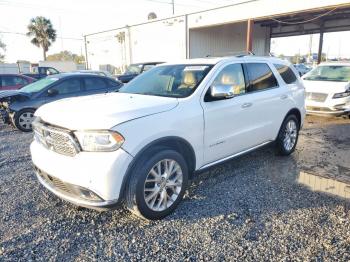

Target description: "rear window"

left=274, top=64, right=297, bottom=84
left=245, top=63, right=278, bottom=92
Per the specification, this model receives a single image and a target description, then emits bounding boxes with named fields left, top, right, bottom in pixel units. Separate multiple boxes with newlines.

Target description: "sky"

left=0, top=0, right=240, bottom=62
left=0, top=0, right=350, bottom=63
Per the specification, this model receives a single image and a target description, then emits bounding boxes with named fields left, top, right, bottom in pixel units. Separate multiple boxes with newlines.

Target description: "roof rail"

left=204, top=51, right=255, bottom=58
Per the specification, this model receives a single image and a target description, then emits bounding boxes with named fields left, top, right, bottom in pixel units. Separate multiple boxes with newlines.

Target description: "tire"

left=275, top=114, right=300, bottom=156
left=125, top=148, right=189, bottom=220
left=14, top=109, right=36, bottom=132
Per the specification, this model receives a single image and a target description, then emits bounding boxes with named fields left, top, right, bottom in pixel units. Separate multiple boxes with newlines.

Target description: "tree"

left=26, top=16, right=57, bottom=60
left=0, top=37, right=5, bottom=63
left=47, top=50, right=85, bottom=64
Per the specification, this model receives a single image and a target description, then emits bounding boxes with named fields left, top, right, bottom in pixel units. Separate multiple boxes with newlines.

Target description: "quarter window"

left=245, top=63, right=278, bottom=92
left=274, top=64, right=297, bottom=84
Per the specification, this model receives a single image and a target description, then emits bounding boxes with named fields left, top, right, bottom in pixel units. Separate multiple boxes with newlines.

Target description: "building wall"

left=187, top=0, right=350, bottom=29
left=189, top=22, right=270, bottom=58
left=130, top=17, right=187, bottom=63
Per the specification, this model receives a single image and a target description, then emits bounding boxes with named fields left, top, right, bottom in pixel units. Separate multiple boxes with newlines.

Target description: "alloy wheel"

left=143, top=159, right=183, bottom=212
left=283, top=119, right=297, bottom=151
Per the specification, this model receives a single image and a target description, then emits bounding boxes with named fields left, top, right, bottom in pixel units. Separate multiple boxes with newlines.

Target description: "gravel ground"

left=1, top=115, right=350, bottom=261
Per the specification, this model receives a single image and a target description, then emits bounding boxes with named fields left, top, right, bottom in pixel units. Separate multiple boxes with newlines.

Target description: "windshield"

left=304, top=65, right=350, bottom=82
left=124, top=64, right=142, bottom=75
left=20, top=77, right=59, bottom=93
left=119, top=64, right=213, bottom=98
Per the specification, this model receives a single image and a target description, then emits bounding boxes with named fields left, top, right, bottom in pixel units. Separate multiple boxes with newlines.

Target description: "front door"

left=201, top=63, right=261, bottom=164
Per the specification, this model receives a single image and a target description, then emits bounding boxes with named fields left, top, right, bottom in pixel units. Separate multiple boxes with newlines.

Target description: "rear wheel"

left=125, top=149, right=188, bottom=220
left=276, top=114, right=299, bottom=156
left=14, top=109, right=35, bottom=132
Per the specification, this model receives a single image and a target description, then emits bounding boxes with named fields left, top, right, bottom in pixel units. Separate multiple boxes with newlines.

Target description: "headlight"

left=74, top=130, right=124, bottom=152
left=333, top=91, right=350, bottom=99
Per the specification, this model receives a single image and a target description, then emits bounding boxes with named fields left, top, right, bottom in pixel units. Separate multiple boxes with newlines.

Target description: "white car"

left=302, top=63, right=350, bottom=117
left=30, top=56, right=305, bottom=220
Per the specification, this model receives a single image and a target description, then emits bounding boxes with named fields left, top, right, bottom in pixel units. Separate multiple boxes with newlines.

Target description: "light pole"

left=84, top=35, right=89, bottom=70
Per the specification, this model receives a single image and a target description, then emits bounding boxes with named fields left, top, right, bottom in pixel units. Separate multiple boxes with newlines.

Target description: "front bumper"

left=306, top=106, right=350, bottom=116
left=0, top=109, right=10, bottom=124
left=306, top=97, right=350, bottom=116
left=31, top=140, right=133, bottom=209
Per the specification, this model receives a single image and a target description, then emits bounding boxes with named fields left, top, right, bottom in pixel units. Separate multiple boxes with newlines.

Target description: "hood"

left=35, top=92, right=178, bottom=130
left=302, top=79, right=350, bottom=94
left=0, top=90, right=30, bottom=101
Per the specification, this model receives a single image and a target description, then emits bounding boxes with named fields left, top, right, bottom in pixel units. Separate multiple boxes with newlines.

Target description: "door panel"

left=201, top=63, right=263, bottom=164
left=202, top=94, right=265, bottom=164
left=82, top=77, right=110, bottom=95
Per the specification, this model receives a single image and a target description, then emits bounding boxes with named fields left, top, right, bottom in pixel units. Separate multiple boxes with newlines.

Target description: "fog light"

left=71, top=186, right=103, bottom=202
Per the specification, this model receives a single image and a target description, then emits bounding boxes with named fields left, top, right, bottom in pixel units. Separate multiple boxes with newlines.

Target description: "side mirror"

left=47, top=88, right=58, bottom=97
left=210, top=85, right=235, bottom=99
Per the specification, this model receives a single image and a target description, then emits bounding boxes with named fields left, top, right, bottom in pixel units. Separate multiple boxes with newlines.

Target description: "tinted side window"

left=15, top=77, right=28, bottom=85
left=245, top=63, right=278, bottom=92
left=274, top=64, right=297, bottom=84
left=84, top=77, right=108, bottom=91
left=213, top=63, right=246, bottom=95
left=2, top=76, right=16, bottom=86
left=53, top=78, right=81, bottom=95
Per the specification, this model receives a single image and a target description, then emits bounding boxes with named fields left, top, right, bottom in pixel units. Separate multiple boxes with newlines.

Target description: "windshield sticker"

left=184, top=66, right=209, bottom=71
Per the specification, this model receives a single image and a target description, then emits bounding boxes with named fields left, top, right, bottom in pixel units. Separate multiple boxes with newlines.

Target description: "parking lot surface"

left=1, top=115, right=350, bottom=261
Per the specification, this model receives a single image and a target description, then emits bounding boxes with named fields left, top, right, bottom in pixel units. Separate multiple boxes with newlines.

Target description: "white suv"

left=30, top=56, right=305, bottom=220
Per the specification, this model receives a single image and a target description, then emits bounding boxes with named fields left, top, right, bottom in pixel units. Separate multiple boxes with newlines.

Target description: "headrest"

left=182, top=71, right=197, bottom=86
left=220, top=73, right=235, bottom=85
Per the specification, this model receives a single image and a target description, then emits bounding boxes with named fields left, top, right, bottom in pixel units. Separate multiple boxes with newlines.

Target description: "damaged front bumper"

left=0, top=108, right=10, bottom=124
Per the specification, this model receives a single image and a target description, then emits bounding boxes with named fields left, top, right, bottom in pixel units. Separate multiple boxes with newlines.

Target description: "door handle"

left=241, top=102, right=253, bottom=108
left=280, top=94, right=288, bottom=100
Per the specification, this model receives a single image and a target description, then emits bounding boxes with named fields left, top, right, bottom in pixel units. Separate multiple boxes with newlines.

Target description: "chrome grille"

left=305, top=92, right=328, bottom=102
left=33, top=120, right=80, bottom=157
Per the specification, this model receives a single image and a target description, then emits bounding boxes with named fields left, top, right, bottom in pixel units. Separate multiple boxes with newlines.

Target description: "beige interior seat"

left=179, top=71, right=197, bottom=89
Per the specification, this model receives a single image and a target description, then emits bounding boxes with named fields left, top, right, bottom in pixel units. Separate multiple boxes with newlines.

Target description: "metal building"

left=84, top=0, right=350, bottom=71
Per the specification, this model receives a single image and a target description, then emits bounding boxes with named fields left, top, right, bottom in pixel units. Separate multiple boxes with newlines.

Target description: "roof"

left=0, top=74, right=36, bottom=80
left=47, top=73, right=109, bottom=79
left=131, top=62, right=164, bottom=66
left=161, top=55, right=290, bottom=66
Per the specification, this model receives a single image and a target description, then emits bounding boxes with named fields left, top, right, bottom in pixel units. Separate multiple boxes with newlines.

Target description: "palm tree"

left=26, top=16, right=57, bottom=60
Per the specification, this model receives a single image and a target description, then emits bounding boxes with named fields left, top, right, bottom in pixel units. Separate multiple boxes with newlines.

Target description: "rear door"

left=82, top=76, right=115, bottom=95
left=242, top=61, right=292, bottom=142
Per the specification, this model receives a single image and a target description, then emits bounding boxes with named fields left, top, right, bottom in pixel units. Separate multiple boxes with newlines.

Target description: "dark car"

left=117, top=62, right=163, bottom=83
left=0, top=73, right=122, bottom=132
left=24, top=66, right=60, bottom=79
left=0, top=74, right=36, bottom=91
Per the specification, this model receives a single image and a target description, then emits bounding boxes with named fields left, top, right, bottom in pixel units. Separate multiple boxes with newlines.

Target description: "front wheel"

left=125, top=149, right=189, bottom=220
left=276, top=114, right=300, bottom=156
left=14, top=109, right=35, bottom=132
